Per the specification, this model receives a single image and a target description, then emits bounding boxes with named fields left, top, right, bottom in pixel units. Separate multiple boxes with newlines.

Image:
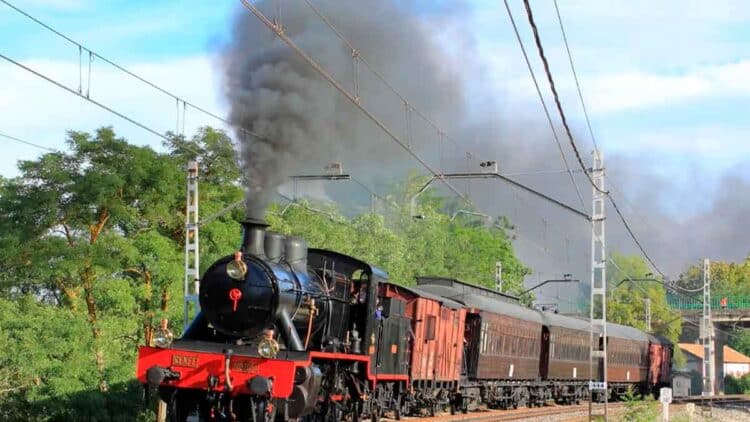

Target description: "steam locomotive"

left=136, top=219, right=672, bottom=421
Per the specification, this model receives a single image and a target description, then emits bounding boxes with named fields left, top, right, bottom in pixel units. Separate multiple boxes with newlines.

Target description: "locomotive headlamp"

left=258, top=338, right=280, bottom=358
left=153, top=318, right=174, bottom=348
left=258, top=328, right=279, bottom=358
left=226, top=251, right=247, bottom=281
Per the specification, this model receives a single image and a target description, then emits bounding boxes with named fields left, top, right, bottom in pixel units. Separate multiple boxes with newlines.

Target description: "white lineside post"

left=644, top=298, right=652, bottom=332
left=183, top=161, right=200, bottom=330
left=588, top=150, right=607, bottom=420
left=495, top=261, right=503, bottom=292
left=701, top=258, right=714, bottom=396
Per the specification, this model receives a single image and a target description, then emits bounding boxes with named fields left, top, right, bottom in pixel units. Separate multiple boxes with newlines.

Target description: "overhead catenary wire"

left=0, top=52, right=168, bottom=141
left=247, top=0, right=590, bottom=231
left=518, top=0, right=670, bottom=280
left=302, top=0, right=591, bottom=222
left=520, top=0, right=605, bottom=196
left=500, top=0, right=586, bottom=212
left=0, top=0, right=266, bottom=144
left=608, top=195, right=665, bottom=279
left=300, top=0, right=594, bottom=279
left=608, top=258, right=741, bottom=338
left=2, top=0, right=402, bottom=217
left=239, top=0, right=474, bottom=208
left=551, top=0, right=599, bottom=152
left=0, top=132, right=57, bottom=152
left=299, top=0, right=463, bottom=152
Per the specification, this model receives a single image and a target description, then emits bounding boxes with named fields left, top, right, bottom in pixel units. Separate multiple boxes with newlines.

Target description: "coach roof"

left=415, top=282, right=542, bottom=323
left=393, top=285, right=465, bottom=309
left=607, top=322, right=649, bottom=342
left=541, top=311, right=595, bottom=332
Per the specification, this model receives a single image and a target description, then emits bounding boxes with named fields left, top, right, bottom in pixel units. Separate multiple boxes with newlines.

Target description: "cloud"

left=583, top=60, right=750, bottom=114
left=497, top=59, right=750, bottom=116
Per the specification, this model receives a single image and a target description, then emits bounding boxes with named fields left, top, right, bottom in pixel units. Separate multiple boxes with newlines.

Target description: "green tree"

left=607, top=253, right=682, bottom=350
left=0, top=126, right=531, bottom=419
left=264, top=175, right=530, bottom=296
left=677, top=257, right=750, bottom=297
left=728, top=328, right=750, bottom=357
left=0, top=126, right=244, bottom=419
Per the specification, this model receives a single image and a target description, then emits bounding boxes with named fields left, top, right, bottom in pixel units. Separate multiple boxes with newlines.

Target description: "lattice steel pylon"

left=701, top=258, right=715, bottom=396
left=588, top=150, right=607, bottom=420
left=183, top=161, right=200, bottom=330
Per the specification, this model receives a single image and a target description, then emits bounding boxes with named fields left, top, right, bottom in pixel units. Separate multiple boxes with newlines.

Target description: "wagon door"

left=540, top=326, right=550, bottom=380
left=463, top=313, right=480, bottom=378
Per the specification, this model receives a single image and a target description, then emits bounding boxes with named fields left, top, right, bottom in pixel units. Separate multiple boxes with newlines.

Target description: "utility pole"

left=701, top=258, right=714, bottom=396
left=183, top=161, right=200, bottom=330
left=644, top=298, right=652, bottom=332
left=495, top=262, right=503, bottom=292
left=589, top=150, right=607, bottom=420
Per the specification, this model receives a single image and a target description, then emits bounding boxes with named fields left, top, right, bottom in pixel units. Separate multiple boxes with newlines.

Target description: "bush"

left=621, top=387, right=659, bottom=422
left=725, top=374, right=750, bottom=394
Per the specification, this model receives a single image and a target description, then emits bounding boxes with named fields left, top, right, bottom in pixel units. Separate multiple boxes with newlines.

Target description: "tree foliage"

left=607, top=253, right=684, bottom=366
left=677, top=256, right=750, bottom=296
left=728, top=328, right=750, bottom=358
left=0, top=126, right=529, bottom=419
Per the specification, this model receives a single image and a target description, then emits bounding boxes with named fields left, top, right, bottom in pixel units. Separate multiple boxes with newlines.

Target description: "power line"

left=518, top=0, right=669, bottom=280
left=1, top=0, right=402, bottom=219
left=303, top=0, right=591, bottom=220
left=501, top=0, right=586, bottom=212
left=239, top=0, right=476, bottom=209
left=0, top=0, right=266, bottom=144
left=551, top=0, right=599, bottom=152
left=0, top=132, right=57, bottom=152
left=608, top=258, right=741, bottom=338
left=280, top=0, right=596, bottom=273
left=608, top=195, right=665, bottom=278
left=300, top=0, right=463, bottom=152
left=520, top=0, right=605, bottom=195
left=0, top=52, right=168, bottom=140
left=255, top=1, right=590, bottom=222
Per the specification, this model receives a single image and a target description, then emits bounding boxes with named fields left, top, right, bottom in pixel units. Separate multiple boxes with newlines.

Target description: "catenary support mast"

left=702, top=258, right=714, bottom=396
left=589, top=150, right=607, bottom=420
left=183, top=161, right=200, bottom=329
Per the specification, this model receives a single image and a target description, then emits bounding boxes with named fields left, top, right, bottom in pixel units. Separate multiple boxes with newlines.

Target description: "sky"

left=1, top=0, right=749, bottom=302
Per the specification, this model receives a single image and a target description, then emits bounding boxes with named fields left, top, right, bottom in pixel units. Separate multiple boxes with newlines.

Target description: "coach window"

left=425, top=315, right=436, bottom=341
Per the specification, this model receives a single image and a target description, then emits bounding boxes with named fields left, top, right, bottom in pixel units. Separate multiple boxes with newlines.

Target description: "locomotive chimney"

left=240, top=218, right=268, bottom=258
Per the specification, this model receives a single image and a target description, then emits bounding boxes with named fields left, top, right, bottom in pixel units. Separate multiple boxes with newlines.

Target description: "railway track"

left=383, top=402, right=626, bottom=422
left=383, top=396, right=750, bottom=422
left=673, top=393, right=750, bottom=404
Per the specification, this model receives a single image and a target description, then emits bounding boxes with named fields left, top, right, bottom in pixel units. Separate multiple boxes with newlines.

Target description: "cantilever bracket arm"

left=519, top=278, right=579, bottom=296
left=409, top=172, right=590, bottom=221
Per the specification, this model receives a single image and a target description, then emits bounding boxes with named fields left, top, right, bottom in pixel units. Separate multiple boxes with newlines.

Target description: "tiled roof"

left=724, top=346, right=750, bottom=364
left=678, top=343, right=750, bottom=363
left=679, top=343, right=704, bottom=359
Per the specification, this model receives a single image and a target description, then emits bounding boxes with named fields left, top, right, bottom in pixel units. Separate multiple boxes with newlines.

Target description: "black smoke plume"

left=221, top=1, right=750, bottom=306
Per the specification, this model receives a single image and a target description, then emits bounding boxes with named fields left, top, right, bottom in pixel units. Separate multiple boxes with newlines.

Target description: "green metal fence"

left=667, top=293, right=750, bottom=310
